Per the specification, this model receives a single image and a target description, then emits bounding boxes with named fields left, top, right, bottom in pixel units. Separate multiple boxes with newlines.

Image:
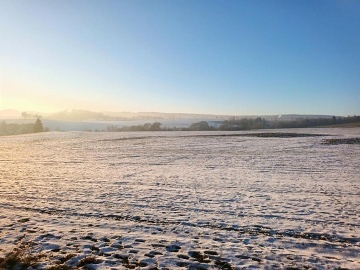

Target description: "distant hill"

left=43, top=110, right=342, bottom=122
left=47, top=110, right=114, bottom=121
left=1, top=108, right=343, bottom=122
left=0, top=109, right=21, bottom=119
left=102, top=111, right=230, bottom=120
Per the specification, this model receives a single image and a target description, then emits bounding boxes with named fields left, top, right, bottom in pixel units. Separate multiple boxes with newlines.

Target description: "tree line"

left=107, top=122, right=163, bottom=132
left=0, top=119, right=44, bottom=136
left=106, top=115, right=360, bottom=132
left=106, top=121, right=217, bottom=132
left=219, top=115, right=360, bottom=130
left=1, top=115, right=359, bottom=135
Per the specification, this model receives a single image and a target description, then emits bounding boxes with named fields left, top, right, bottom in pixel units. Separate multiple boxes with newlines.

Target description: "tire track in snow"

left=1, top=203, right=358, bottom=245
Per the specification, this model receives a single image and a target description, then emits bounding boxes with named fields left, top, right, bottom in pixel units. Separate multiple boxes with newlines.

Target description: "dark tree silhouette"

left=189, top=121, right=211, bottom=131
left=33, top=118, right=44, bottom=133
left=150, top=122, right=162, bottom=131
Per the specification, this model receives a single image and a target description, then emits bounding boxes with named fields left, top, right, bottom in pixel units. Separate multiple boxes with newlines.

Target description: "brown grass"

left=77, top=256, right=99, bottom=267
left=0, top=241, right=45, bottom=270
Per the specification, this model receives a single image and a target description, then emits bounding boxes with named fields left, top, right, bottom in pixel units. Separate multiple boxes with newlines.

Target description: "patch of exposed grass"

left=57, top=253, right=77, bottom=264
left=47, top=265, right=74, bottom=270
left=0, top=241, right=45, bottom=270
left=77, top=256, right=99, bottom=267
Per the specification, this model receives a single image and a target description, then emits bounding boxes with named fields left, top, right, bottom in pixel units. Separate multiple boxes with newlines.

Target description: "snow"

left=0, top=128, right=359, bottom=269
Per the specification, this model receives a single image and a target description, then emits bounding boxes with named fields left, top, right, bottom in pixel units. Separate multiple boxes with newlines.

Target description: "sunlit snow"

left=0, top=128, right=359, bottom=269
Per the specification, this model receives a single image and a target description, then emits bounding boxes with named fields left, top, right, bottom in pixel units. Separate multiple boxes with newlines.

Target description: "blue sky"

left=1, top=0, right=359, bottom=115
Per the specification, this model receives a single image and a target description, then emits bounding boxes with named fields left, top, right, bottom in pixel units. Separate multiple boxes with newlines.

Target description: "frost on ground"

left=0, top=128, right=359, bottom=269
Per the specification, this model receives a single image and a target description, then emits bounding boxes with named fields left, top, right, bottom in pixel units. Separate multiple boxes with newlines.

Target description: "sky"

left=0, top=0, right=359, bottom=116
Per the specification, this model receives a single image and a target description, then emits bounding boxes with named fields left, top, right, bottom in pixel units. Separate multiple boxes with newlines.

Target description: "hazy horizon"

left=0, top=107, right=353, bottom=119
left=1, top=1, right=359, bottom=116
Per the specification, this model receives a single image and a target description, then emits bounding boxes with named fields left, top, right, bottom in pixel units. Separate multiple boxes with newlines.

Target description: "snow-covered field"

left=0, top=128, right=359, bottom=269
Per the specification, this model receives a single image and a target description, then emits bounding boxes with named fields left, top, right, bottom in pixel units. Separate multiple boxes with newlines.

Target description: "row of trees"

left=106, top=121, right=217, bottom=132
left=0, top=119, right=44, bottom=136
left=219, top=117, right=267, bottom=130
left=219, top=115, right=360, bottom=131
left=107, top=122, right=163, bottom=132
left=104, top=116, right=360, bottom=132
left=2, top=116, right=359, bottom=135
